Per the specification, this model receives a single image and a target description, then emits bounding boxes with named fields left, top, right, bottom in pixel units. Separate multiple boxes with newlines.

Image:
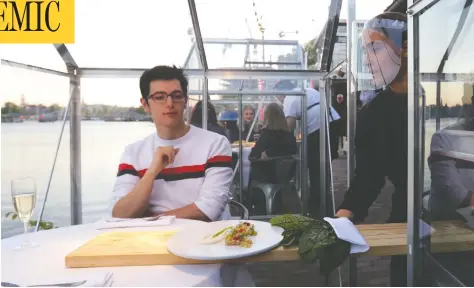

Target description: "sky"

left=1, top=0, right=471, bottom=109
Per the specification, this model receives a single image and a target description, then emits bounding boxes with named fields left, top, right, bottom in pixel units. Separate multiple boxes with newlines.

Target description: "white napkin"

left=457, top=206, right=474, bottom=229
left=323, top=217, right=370, bottom=254
left=420, top=219, right=436, bottom=238
left=96, top=216, right=176, bottom=230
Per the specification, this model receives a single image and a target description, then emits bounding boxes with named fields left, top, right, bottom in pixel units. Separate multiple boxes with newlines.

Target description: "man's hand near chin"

left=154, top=203, right=211, bottom=222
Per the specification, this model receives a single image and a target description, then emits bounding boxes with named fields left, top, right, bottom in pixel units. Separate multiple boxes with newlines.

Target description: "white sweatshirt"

left=109, top=125, right=233, bottom=221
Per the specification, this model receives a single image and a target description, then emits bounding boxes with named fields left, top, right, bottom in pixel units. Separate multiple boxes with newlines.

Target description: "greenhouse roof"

left=0, top=0, right=396, bottom=77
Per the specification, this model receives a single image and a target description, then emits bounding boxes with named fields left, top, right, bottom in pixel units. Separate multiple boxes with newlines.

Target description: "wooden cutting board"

left=66, top=230, right=188, bottom=268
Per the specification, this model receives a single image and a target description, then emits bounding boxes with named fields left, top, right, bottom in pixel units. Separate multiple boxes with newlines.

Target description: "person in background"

left=242, top=105, right=257, bottom=142
left=219, top=110, right=240, bottom=143
left=276, top=80, right=341, bottom=218
left=249, top=103, right=297, bottom=182
left=190, top=100, right=229, bottom=139
left=333, top=94, right=347, bottom=154
left=248, top=103, right=298, bottom=214
left=243, top=105, right=255, bottom=122
left=335, top=12, right=409, bottom=286
left=109, top=65, right=233, bottom=221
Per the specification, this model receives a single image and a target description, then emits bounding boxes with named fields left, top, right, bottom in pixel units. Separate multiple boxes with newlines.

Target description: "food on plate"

left=231, top=141, right=255, bottom=147
left=199, top=222, right=258, bottom=248
left=199, top=226, right=232, bottom=244
left=225, top=222, right=257, bottom=248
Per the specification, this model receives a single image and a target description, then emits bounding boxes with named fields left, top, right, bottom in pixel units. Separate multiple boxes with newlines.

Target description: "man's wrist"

left=145, top=167, right=161, bottom=178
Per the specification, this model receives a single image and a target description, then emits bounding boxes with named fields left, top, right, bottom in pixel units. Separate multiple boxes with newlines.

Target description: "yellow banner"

left=0, top=0, right=74, bottom=43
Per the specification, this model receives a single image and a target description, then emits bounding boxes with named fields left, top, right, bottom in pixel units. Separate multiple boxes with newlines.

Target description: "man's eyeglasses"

left=148, top=90, right=186, bottom=103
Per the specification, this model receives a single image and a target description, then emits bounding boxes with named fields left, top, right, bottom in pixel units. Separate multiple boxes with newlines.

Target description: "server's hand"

left=336, top=209, right=354, bottom=220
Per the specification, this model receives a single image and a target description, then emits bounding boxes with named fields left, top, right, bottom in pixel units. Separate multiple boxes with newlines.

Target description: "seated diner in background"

left=248, top=102, right=297, bottom=183
left=109, top=65, right=233, bottom=222
left=189, top=100, right=229, bottom=140
left=218, top=110, right=240, bottom=143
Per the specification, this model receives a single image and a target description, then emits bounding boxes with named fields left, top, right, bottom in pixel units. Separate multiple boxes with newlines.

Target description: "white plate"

left=166, top=220, right=284, bottom=261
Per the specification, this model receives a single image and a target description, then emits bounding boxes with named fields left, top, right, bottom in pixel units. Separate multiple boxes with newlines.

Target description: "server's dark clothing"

left=243, top=123, right=257, bottom=142
left=338, top=90, right=408, bottom=222
left=334, top=101, right=347, bottom=137
left=307, top=129, right=322, bottom=218
left=337, top=89, right=408, bottom=286
left=225, top=124, right=240, bottom=143
left=249, top=128, right=297, bottom=183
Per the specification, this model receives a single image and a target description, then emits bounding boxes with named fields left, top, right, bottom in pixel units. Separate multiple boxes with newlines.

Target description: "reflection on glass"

left=419, top=0, right=474, bottom=285
left=428, top=96, right=474, bottom=220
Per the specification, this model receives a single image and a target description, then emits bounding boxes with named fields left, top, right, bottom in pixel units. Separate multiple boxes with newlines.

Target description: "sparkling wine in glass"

left=11, top=177, right=38, bottom=250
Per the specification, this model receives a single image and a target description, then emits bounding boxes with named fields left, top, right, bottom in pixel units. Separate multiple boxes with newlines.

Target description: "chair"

left=248, top=155, right=297, bottom=215
left=229, top=199, right=249, bottom=220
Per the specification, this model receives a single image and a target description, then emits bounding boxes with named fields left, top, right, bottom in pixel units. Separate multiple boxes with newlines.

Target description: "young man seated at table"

left=109, top=65, right=233, bottom=221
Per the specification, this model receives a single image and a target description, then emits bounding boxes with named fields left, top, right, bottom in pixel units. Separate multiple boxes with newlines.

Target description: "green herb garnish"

left=212, top=226, right=232, bottom=238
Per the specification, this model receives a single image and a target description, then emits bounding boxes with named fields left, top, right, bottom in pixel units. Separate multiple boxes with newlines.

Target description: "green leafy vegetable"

left=269, top=214, right=316, bottom=245
left=298, top=221, right=337, bottom=263
left=270, top=215, right=351, bottom=276
left=318, top=239, right=351, bottom=276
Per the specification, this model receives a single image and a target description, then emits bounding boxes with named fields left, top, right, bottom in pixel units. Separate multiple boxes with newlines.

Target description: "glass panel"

left=197, top=0, right=330, bottom=70
left=0, top=44, right=67, bottom=72
left=1, top=65, right=71, bottom=238
left=80, top=77, right=155, bottom=223
left=340, top=0, right=395, bottom=20
left=197, top=0, right=331, bottom=40
left=183, top=46, right=203, bottom=70
left=66, top=0, right=195, bottom=68
left=247, top=44, right=300, bottom=66
left=204, top=94, right=304, bottom=217
left=205, top=43, right=248, bottom=69
left=204, top=41, right=302, bottom=69
left=418, top=0, right=474, bottom=285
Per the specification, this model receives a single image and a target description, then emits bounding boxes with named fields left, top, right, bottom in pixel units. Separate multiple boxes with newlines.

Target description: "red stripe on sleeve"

left=160, top=164, right=207, bottom=175
left=207, top=155, right=232, bottom=163
left=118, top=163, right=136, bottom=172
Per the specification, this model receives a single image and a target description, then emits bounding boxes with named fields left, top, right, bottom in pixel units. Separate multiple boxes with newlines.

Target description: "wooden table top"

left=66, top=221, right=473, bottom=268
left=241, top=221, right=474, bottom=263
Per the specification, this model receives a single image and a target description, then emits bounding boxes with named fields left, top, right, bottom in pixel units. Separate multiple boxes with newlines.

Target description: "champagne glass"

left=11, top=177, right=38, bottom=250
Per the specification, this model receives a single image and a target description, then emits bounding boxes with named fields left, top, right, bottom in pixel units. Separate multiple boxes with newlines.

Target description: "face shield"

left=352, top=17, right=407, bottom=105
